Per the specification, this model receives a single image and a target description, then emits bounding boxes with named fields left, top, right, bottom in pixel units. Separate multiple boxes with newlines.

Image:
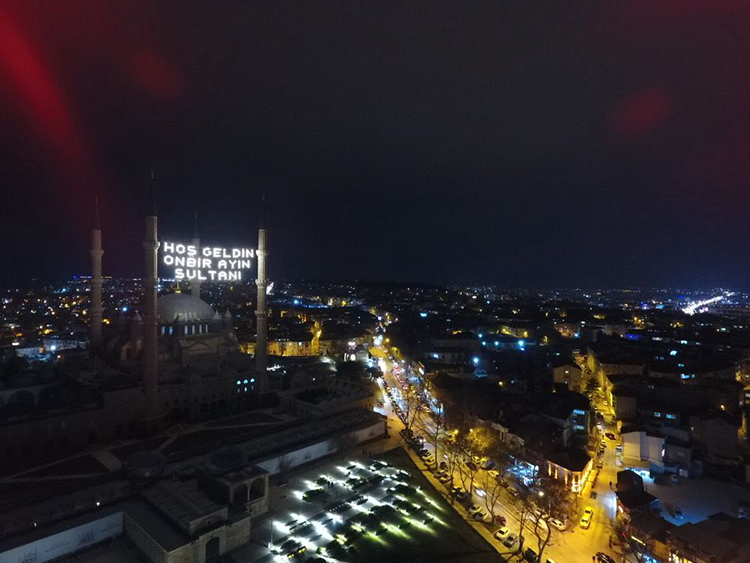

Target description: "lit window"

left=654, top=412, right=661, bottom=418
left=243, top=379, right=249, bottom=384
left=666, top=414, right=676, bottom=420
left=236, top=380, right=241, bottom=385
left=250, top=378, right=255, bottom=383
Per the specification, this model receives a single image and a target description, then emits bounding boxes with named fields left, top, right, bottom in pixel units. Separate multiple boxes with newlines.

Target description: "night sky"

left=2, top=1, right=750, bottom=288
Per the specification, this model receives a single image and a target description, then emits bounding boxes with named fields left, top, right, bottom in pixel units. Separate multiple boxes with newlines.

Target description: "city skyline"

left=4, top=4, right=750, bottom=563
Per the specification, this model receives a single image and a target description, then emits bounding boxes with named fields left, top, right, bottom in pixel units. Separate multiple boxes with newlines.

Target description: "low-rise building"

left=552, top=362, right=583, bottom=392
left=668, top=513, right=750, bottom=563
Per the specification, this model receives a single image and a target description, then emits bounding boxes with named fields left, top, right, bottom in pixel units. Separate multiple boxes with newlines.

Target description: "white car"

left=488, top=469, right=500, bottom=480
left=549, top=518, right=566, bottom=531
left=468, top=504, right=483, bottom=516
left=494, top=526, right=511, bottom=541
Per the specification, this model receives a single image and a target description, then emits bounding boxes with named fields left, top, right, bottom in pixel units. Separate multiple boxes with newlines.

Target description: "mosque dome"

left=158, top=293, right=216, bottom=323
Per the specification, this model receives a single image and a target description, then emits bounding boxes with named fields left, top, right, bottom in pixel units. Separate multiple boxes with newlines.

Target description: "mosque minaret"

left=191, top=211, right=202, bottom=298
left=89, top=198, right=104, bottom=353
left=142, top=181, right=160, bottom=419
left=255, top=199, right=268, bottom=387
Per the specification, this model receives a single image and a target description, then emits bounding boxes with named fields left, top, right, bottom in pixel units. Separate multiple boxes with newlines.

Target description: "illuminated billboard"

left=161, top=241, right=254, bottom=281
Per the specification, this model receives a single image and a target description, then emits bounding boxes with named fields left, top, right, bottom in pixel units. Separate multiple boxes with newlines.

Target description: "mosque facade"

left=0, top=199, right=268, bottom=469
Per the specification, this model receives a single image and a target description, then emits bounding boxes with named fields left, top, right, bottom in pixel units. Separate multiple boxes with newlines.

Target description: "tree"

left=584, top=376, right=600, bottom=401
left=453, top=443, right=480, bottom=493
left=414, top=400, right=447, bottom=471
left=528, top=476, right=571, bottom=562
left=506, top=461, right=573, bottom=561
left=481, top=445, right=513, bottom=523
left=481, top=468, right=506, bottom=523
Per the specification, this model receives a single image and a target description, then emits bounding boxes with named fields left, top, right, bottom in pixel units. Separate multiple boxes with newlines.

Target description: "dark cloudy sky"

left=1, top=1, right=749, bottom=288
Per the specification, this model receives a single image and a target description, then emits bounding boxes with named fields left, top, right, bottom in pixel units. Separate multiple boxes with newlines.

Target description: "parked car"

left=674, top=507, right=684, bottom=520
left=494, top=515, right=506, bottom=526
left=596, top=459, right=604, bottom=469
left=596, top=553, right=616, bottom=563
left=438, top=473, right=452, bottom=484
left=524, top=547, right=539, bottom=562
left=504, top=532, right=519, bottom=548
left=580, top=507, right=594, bottom=529
left=549, top=518, right=566, bottom=531
left=488, top=469, right=500, bottom=480
left=468, top=504, right=483, bottom=517
left=605, top=432, right=616, bottom=440
left=451, top=486, right=469, bottom=500
left=494, top=526, right=510, bottom=541
left=473, top=510, right=491, bottom=522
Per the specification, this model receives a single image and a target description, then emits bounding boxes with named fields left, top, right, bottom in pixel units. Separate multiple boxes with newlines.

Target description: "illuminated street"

left=370, top=344, right=627, bottom=563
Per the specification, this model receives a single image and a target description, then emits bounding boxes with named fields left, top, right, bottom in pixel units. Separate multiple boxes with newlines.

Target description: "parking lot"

left=230, top=447, right=504, bottom=563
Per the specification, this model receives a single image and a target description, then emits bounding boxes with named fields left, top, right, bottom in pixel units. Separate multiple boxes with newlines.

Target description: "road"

left=371, top=344, right=627, bottom=563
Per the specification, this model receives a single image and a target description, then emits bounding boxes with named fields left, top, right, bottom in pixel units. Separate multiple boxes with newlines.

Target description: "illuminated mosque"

left=0, top=195, right=271, bottom=463
left=0, top=193, right=383, bottom=563
left=91, top=198, right=270, bottom=423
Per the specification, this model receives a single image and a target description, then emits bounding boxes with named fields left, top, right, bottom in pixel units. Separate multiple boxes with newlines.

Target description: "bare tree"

left=506, top=459, right=573, bottom=562
left=413, top=402, right=447, bottom=471
left=482, top=473, right=506, bottom=523
left=481, top=444, right=513, bottom=523
left=399, top=382, right=422, bottom=432
left=509, top=480, right=535, bottom=556
left=529, top=476, right=571, bottom=562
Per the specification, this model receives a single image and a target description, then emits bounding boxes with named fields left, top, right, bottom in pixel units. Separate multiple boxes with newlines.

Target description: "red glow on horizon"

left=611, top=87, right=672, bottom=138
left=128, top=51, right=183, bottom=101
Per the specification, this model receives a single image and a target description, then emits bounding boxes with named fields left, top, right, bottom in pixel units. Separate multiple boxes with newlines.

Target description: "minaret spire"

left=143, top=172, right=160, bottom=420
left=255, top=192, right=269, bottom=387
left=90, top=197, right=104, bottom=353
left=191, top=210, right=201, bottom=298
